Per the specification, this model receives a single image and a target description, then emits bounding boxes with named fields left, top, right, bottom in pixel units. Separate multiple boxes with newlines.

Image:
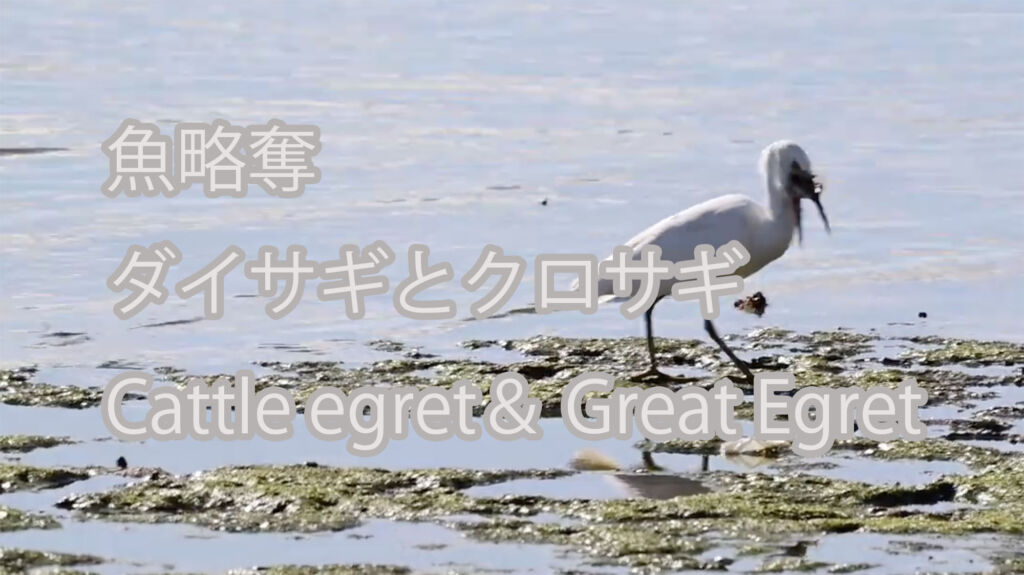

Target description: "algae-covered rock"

left=455, top=517, right=710, bottom=571
left=229, top=565, right=409, bottom=575
left=0, top=435, right=75, bottom=454
left=951, top=458, right=1024, bottom=507
left=0, top=463, right=90, bottom=493
left=57, top=465, right=572, bottom=532
left=0, top=369, right=108, bottom=409
left=258, top=337, right=715, bottom=417
left=45, top=457, right=1024, bottom=571
left=993, top=555, right=1024, bottom=574
left=0, top=505, right=60, bottom=532
left=166, top=330, right=1024, bottom=420
left=834, top=438, right=1015, bottom=469
left=902, top=337, right=1024, bottom=367
left=9, top=330, right=1023, bottom=572
left=0, top=547, right=103, bottom=572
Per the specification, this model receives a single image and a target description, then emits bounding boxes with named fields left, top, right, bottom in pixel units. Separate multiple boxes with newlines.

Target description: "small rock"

left=116, top=456, right=127, bottom=470
left=918, top=311, right=928, bottom=318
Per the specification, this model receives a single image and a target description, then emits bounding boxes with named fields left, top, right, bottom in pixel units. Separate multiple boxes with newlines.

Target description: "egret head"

left=760, top=141, right=830, bottom=243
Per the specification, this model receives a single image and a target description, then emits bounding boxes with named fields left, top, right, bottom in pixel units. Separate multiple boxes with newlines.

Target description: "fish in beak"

left=789, top=161, right=831, bottom=243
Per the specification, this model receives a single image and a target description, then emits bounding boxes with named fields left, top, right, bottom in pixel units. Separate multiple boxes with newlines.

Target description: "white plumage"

left=599, top=140, right=831, bottom=380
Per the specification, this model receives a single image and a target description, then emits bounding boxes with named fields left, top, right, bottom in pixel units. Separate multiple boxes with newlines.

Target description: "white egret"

left=599, top=140, right=831, bottom=381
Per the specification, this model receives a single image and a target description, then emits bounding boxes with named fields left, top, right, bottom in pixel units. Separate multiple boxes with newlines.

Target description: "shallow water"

left=3, top=0, right=1024, bottom=375
left=1, top=477, right=608, bottom=575
left=2, top=0, right=1024, bottom=573
left=700, top=532, right=1010, bottom=574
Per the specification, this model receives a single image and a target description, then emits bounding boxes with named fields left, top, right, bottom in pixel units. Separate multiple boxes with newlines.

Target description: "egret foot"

left=630, top=367, right=674, bottom=382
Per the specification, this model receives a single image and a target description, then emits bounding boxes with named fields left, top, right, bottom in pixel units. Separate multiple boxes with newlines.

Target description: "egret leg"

left=704, top=319, right=754, bottom=384
left=631, top=306, right=672, bottom=381
left=645, top=306, right=658, bottom=369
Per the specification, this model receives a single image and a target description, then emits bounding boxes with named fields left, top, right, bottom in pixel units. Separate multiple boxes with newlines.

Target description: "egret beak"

left=809, top=184, right=830, bottom=235
left=789, top=162, right=830, bottom=242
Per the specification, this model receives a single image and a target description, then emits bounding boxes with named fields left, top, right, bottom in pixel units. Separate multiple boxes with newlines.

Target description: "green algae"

left=8, top=330, right=1021, bottom=417
left=864, top=504, right=1024, bottom=536
left=0, top=435, right=75, bottom=454
left=945, top=417, right=1015, bottom=441
left=261, top=337, right=715, bottom=417
left=58, top=465, right=571, bottom=532
left=8, top=330, right=1023, bottom=571
left=27, top=570, right=100, bottom=575
left=34, top=327, right=1023, bottom=571
left=454, top=517, right=709, bottom=571
left=0, top=505, right=60, bottom=532
left=452, top=517, right=578, bottom=546
left=737, top=543, right=775, bottom=556
left=0, top=369, right=109, bottom=409
left=744, top=327, right=797, bottom=347
left=855, top=367, right=1021, bottom=406
left=795, top=330, right=878, bottom=360
left=0, top=463, right=90, bottom=493
left=951, top=459, right=1024, bottom=507
left=0, top=547, right=103, bottom=572
left=745, top=328, right=877, bottom=359
left=463, top=335, right=716, bottom=382
left=993, top=555, right=1024, bottom=574
left=833, top=438, right=1016, bottom=469
left=451, top=470, right=1013, bottom=568
left=165, top=330, right=1024, bottom=422
left=228, top=565, right=410, bottom=575
left=51, top=458, right=1024, bottom=570
left=902, top=337, right=1024, bottom=367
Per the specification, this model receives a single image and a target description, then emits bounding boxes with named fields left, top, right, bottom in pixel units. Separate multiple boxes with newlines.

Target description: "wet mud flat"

left=0, top=328, right=1022, bottom=574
